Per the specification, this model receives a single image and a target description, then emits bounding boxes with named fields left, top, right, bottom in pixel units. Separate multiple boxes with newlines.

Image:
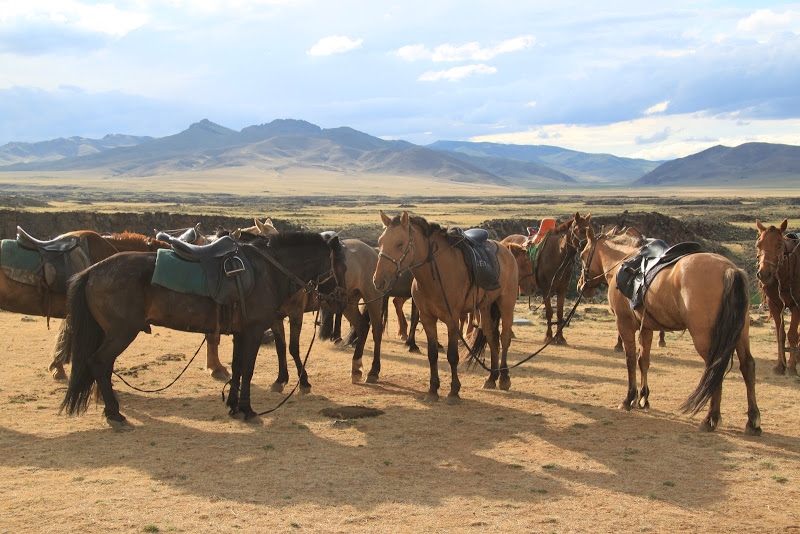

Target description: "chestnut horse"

left=60, top=231, right=347, bottom=429
left=577, top=226, right=761, bottom=435
left=755, top=219, right=800, bottom=375
left=373, top=211, right=518, bottom=403
left=0, top=229, right=170, bottom=380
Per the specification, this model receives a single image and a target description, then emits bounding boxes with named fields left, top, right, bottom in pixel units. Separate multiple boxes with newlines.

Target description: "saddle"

left=785, top=232, right=799, bottom=254
left=448, top=227, right=501, bottom=291
left=616, top=239, right=702, bottom=309
left=154, top=232, right=254, bottom=316
left=8, top=226, right=91, bottom=293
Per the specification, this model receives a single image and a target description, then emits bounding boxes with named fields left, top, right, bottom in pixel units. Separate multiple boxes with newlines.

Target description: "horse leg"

left=734, top=329, right=763, bottom=435
left=230, top=329, right=262, bottom=421
left=498, top=299, right=514, bottom=391
left=768, top=300, right=787, bottom=374
left=393, top=297, right=408, bottom=340
left=343, top=304, right=369, bottom=383
left=542, top=294, right=555, bottom=343
left=637, top=329, right=653, bottom=409
left=270, top=319, right=289, bottom=393
left=445, top=323, right=462, bottom=404
left=287, top=312, right=312, bottom=394
left=48, top=320, right=70, bottom=381
left=786, top=309, right=800, bottom=375
left=365, top=300, right=384, bottom=383
left=333, top=310, right=343, bottom=343
left=89, top=331, right=138, bottom=431
left=555, top=289, right=567, bottom=345
left=613, top=335, right=624, bottom=352
left=421, top=312, right=440, bottom=402
left=405, top=300, right=421, bottom=353
left=205, top=332, right=231, bottom=380
left=689, top=331, right=723, bottom=432
left=658, top=331, right=667, bottom=348
left=617, top=323, right=639, bottom=410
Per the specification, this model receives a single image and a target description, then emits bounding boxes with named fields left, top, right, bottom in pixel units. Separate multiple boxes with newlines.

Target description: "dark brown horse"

left=373, top=211, right=518, bottom=403
left=59, top=231, right=346, bottom=430
left=577, top=225, right=761, bottom=435
left=0, top=229, right=169, bottom=380
left=755, top=219, right=800, bottom=375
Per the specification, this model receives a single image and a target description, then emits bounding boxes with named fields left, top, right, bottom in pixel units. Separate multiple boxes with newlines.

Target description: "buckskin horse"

left=755, top=219, right=800, bottom=375
left=577, top=225, right=761, bottom=435
left=373, top=211, right=518, bottom=403
left=0, top=228, right=170, bottom=380
left=59, top=231, right=346, bottom=430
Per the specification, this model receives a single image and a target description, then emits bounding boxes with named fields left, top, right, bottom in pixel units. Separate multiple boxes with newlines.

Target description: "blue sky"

left=1, top=1, right=799, bottom=160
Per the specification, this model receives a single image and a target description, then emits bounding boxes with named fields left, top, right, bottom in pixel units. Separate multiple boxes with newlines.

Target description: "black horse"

left=60, top=231, right=346, bottom=430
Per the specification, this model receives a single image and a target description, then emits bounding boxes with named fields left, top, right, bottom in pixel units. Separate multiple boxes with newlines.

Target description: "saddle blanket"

left=151, top=248, right=209, bottom=297
left=1, top=238, right=91, bottom=289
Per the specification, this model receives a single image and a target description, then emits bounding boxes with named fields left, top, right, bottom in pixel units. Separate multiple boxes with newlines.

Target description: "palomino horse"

left=577, top=226, right=761, bottom=435
left=60, top=231, right=347, bottom=429
left=373, top=211, right=518, bottom=403
left=755, top=219, right=800, bottom=375
left=0, top=229, right=170, bottom=380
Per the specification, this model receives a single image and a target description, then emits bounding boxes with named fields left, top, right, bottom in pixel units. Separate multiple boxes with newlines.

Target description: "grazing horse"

left=373, top=211, right=518, bottom=403
left=755, top=219, right=800, bottom=375
left=59, top=231, right=346, bottom=430
left=0, top=229, right=170, bottom=380
left=577, top=226, right=761, bottom=435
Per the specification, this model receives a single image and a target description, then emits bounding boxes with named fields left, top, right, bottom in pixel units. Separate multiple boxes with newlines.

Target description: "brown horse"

left=577, top=225, right=761, bottom=435
left=0, top=229, right=169, bottom=380
left=755, top=219, right=800, bottom=375
left=499, top=240, right=538, bottom=296
left=59, top=231, right=347, bottom=429
left=373, top=211, right=518, bottom=403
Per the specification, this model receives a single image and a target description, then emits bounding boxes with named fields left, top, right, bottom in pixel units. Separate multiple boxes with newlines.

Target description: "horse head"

left=577, top=225, right=605, bottom=297
left=569, top=211, right=592, bottom=250
left=374, top=210, right=416, bottom=292
left=755, top=218, right=789, bottom=285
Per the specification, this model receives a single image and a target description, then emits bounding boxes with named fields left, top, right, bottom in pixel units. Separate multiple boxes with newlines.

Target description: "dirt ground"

left=1, top=299, right=799, bottom=534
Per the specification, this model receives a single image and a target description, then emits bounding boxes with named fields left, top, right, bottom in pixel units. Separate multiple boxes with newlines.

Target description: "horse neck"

left=267, top=242, right=331, bottom=287
left=406, top=224, right=440, bottom=284
left=594, top=239, right=635, bottom=281
left=80, top=233, right=121, bottom=260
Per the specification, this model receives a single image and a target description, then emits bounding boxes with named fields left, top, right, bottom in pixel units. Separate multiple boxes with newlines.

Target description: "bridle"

left=377, top=223, right=432, bottom=287
left=756, top=230, right=785, bottom=276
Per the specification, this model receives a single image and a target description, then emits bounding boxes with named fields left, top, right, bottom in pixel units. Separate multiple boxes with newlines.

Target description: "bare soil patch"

left=1, top=300, right=799, bottom=533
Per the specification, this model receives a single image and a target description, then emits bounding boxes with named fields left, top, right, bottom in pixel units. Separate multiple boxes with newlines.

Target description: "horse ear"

left=265, top=217, right=272, bottom=225
left=255, top=219, right=266, bottom=232
left=756, top=219, right=766, bottom=233
left=781, top=219, right=789, bottom=232
left=400, top=211, right=409, bottom=227
left=585, top=226, right=595, bottom=241
left=380, top=210, right=392, bottom=227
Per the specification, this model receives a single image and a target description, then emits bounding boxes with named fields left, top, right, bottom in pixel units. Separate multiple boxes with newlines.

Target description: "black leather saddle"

left=617, top=239, right=702, bottom=308
left=448, top=227, right=501, bottom=291
left=15, top=226, right=90, bottom=293
left=156, top=231, right=254, bottom=315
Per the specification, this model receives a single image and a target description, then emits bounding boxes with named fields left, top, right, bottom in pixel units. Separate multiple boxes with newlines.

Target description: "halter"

left=377, top=222, right=431, bottom=286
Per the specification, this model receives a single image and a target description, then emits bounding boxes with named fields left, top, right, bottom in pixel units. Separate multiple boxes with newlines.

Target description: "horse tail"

left=382, top=295, right=389, bottom=332
left=459, top=303, right=501, bottom=366
left=318, top=305, right=334, bottom=340
left=680, top=267, right=748, bottom=415
left=60, top=269, right=104, bottom=416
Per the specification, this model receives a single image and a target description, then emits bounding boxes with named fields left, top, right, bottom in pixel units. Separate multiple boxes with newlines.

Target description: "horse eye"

left=396, top=242, right=405, bottom=250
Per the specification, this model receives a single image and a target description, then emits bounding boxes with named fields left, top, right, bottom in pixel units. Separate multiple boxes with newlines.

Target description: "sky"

left=1, top=1, right=799, bottom=160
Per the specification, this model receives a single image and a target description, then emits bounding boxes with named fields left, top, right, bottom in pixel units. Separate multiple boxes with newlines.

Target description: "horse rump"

left=680, top=268, right=748, bottom=415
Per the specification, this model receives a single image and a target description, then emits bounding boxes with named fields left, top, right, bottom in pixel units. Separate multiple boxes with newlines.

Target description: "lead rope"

left=113, top=336, right=206, bottom=392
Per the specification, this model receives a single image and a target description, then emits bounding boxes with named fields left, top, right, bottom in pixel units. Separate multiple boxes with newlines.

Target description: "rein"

left=113, top=336, right=206, bottom=393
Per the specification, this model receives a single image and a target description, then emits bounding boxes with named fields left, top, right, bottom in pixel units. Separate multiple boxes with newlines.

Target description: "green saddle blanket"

left=151, top=248, right=209, bottom=297
left=1, top=239, right=41, bottom=272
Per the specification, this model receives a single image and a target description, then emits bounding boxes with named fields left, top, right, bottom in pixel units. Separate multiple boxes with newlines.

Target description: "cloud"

left=396, top=35, right=534, bottom=62
left=307, top=35, right=363, bottom=56
left=737, top=9, right=800, bottom=33
left=418, top=64, right=497, bottom=82
left=635, top=127, right=671, bottom=144
left=0, top=0, right=148, bottom=38
left=644, top=101, right=669, bottom=115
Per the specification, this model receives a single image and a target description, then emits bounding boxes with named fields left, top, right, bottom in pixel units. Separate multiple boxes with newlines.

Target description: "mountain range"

left=1, top=118, right=798, bottom=188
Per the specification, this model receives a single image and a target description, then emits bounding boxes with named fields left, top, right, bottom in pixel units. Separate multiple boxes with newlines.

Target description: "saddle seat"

left=617, top=239, right=702, bottom=308
left=16, top=226, right=80, bottom=253
left=448, top=227, right=501, bottom=291
left=156, top=232, right=238, bottom=262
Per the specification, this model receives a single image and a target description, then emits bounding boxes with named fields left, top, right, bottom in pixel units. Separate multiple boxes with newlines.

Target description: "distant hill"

left=427, top=140, right=661, bottom=183
left=0, top=134, right=152, bottom=166
left=634, top=142, right=800, bottom=186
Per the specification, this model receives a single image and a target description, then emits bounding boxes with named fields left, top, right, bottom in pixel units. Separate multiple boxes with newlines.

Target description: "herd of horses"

left=7, top=210, right=799, bottom=437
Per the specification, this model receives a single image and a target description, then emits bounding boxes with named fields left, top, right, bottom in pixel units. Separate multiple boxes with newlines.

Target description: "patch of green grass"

left=761, top=461, right=775, bottom=469
left=572, top=423, right=588, bottom=429
left=663, top=481, right=675, bottom=487
left=143, top=526, right=159, bottom=533
left=262, top=444, right=275, bottom=451
left=772, top=476, right=788, bottom=483
left=647, top=492, right=656, bottom=500
left=542, top=463, right=557, bottom=470
left=508, top=464, right=524, bottom=470
left=290, top=522, right=300, bottom=529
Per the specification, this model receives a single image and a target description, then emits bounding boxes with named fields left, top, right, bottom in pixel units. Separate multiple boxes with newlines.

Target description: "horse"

left=499, top=240, right=538, bottom=296
left=373, top=211, right=518, bottom=403
left=577, top=225, right=761, bottom=435
left=59, top=231, right=347, bottom=430
left=0, top=229, right=169, bottom=380
left=755, top=219, right=800, bottom=375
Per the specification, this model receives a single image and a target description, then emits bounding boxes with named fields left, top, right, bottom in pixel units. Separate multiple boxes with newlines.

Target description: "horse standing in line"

left=59, top=231, right=347, bottom=429
left=755, top=219, right=800, bottom=375
left=577, top=225, right=761, bottom=435
left=373, top=211, right=518, bottom=403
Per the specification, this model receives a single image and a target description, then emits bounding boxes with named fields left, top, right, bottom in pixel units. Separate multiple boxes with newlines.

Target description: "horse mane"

left=267, top=230, right=327, bottom=249
left=392, top=213, right=448, bottom=238
left=607, top=233, right=646, bottom=247
left=553, top=218, right=574, bottom=234
left=106, top=231, right=150, bottom=244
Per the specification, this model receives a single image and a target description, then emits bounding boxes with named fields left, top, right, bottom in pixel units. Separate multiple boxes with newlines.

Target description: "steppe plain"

left=1, top=169, right=799, bottom=533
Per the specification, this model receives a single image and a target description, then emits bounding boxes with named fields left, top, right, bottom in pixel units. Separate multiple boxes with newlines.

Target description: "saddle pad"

left=151, top=248, right=209, bottom=297
left=1, top=239, right=43, bottom=285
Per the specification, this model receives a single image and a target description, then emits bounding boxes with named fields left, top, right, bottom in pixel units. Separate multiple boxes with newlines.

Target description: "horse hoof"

left=51, top=368, right=68, bottom=381
left=270, top=382, right=286, bottom=393
left=787, top=367, right=798, bottom=376
left=210, top=368, right=231, bottom=381
left=698, top=420, right=715, bottom=432
left=658, top=341, right=667, bottom=348
left=613, top=346, right=624, bottom=353
left=351, top=373, right=362, bottom=385
left=445, top=395, right=460, bottom=405
left=407, top=345, right=421, bottom=354
left=772, top=364, right=786, bottom=375
left=745, top=423, right=763, bottom=437
left=107, top=417, right=134, bottom=432
left=423, top=393, right=439, bottom=403
left=243, top=410, right=260, bottom=423
left=618, top=401, right=633, bottom=411
left=556, top=339, right=568, bottom=346
left=482, top=380, right=497, bottom=390
left=499, top=377, right=511, bottom=391
left=299, top=386, right=312, bottom=395
left=365, top=375, right=379, bottom=384
left=638, top=399, right=650, bottom=409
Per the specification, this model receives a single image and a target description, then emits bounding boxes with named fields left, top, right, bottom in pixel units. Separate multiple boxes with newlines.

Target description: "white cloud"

left=644, top=101, right=669, bottom=115
left=307, top=35, right=363, bottom=56
left=737, top=9, right=800, bottom=33
left=525, top=101, right=537, bottom=108
left=418, top=64, right=497, bottom=82
left=397, top=35, right=534, bottom=62
left=0, top=0, right=148, bottom=37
